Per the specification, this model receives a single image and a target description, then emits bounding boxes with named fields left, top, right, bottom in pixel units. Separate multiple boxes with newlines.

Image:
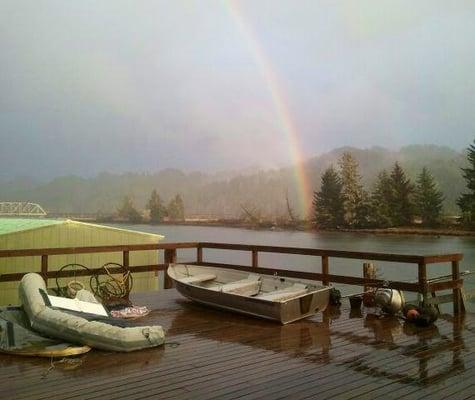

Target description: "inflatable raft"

left=0, top=306, right=91, bottom=357
left=19, top=273, right=165, bottom=352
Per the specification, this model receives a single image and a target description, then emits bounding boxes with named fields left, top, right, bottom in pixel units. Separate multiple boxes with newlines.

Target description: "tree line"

left=313, top=139, right=475, bottom=229
left=458, top=140, right=475, bottom=227
left=116, top=190, right=185, bottom=223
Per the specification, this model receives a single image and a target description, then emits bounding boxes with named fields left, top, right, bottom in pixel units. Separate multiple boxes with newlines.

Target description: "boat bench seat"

left=208, top=277, right=261, bottom=296
left=257, top=284, right=308, bottom=302
left=179, top=273, right=217, bottom=284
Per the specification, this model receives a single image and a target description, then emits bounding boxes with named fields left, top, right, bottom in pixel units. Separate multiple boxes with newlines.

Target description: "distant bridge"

left=0, top=202, right=47, bottom=217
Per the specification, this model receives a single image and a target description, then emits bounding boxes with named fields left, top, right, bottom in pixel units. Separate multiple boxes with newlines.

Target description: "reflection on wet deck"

left=1, top=289, right=474, bottom=399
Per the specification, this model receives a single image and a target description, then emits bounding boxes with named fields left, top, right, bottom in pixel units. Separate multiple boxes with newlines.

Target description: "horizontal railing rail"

left=0, top=242, right=199, bottom=258
left=0, top=241, right=465, bottom=314
left=188, top=261, right=423, bottom=292
left=197, top=242, right=463, bottom=264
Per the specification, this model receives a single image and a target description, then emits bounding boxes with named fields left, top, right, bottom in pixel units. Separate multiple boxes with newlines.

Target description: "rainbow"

left=223, top=0, right=312, bottom=218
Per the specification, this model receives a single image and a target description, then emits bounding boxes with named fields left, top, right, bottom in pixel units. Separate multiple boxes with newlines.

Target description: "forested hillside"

left=0, top=145, right=468, bottom=218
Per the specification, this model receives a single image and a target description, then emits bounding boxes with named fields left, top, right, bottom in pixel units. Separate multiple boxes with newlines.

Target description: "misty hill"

left=0, top=145, right=468, bottom=218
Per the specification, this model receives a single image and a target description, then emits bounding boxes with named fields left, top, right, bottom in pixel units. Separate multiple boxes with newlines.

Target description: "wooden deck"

left=1, top=289, right=474, bottom=400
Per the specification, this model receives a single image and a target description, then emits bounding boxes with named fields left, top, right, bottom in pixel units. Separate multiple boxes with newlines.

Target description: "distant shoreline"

left=331, top=227, right=475, bottom=237
left=96, top=219, right=475, bottom=237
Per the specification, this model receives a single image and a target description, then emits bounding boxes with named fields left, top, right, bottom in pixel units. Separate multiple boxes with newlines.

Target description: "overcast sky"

left=1, top=0, right=474, bottom=180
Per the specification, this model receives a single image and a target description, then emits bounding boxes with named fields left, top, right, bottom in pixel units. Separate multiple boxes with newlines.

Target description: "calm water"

left=117, top=224, right=475, bottom=301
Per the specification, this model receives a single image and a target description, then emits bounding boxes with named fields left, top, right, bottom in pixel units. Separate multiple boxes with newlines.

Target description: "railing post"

left=123, top=250, right=130, bottom=298
left=197, top=246, right=203, bottom=264
left=363, top=262, right=375, bottom=292
left=452, top=260, right=462, bottom=314
left=418, top=262, right=427, bottom=305
left=164, top=248, right=177, bottom=289
left=41, top=255, right=48, bottom=282
left=122, top=250, right=130, bottom=269
left=252, top=250, right=258, bottom=268
left=322, top=256, right=329, bottom=286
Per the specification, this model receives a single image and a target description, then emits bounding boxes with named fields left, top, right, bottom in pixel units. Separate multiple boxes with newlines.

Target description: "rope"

left=41, top=357, right=84, bottom=379
left=55, top=264, right=90, bottom=298
left=90, top=263, right=133, bottom=302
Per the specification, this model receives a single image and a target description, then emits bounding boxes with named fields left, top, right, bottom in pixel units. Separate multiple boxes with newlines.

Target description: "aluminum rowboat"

left=168, top=264, right=330, bottom=324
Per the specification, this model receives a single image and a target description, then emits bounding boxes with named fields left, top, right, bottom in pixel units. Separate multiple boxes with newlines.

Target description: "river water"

left=117, top=224, right=475, bottom=305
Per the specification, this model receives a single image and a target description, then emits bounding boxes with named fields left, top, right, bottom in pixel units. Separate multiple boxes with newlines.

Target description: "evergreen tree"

left=167, top=194, right=185, bottom=221
left=146, top=189, right=167, bottom=223
left=338, top=152, right=370, bottom=227
left=117, top=195, right=142, bottom=223
left=389, top=162, right=414, bottom=226
left=313, top=166, right=344, bottom=228
left=370, top=170, right=393, bottom=227
left=457, top=140, right=475, bottom=226
left=414, top=167, right=444, bottom=226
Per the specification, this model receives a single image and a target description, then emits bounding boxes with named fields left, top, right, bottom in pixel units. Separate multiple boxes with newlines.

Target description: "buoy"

left=406, top=308, right=419, bottom=321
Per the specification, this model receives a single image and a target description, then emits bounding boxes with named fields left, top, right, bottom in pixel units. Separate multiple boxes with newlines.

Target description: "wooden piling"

left=363, top=262, right=376, bottom=292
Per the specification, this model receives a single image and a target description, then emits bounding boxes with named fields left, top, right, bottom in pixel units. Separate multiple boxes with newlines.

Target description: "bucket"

left=349, top=295, right=363, bottom=309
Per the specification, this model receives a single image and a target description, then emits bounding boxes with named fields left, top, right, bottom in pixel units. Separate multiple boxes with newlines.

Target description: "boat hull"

left=170, top=265, right=330, bottom=324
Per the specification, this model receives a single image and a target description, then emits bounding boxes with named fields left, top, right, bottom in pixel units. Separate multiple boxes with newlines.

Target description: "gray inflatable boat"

left=0, top=306, right=91, bottom=357
left=19, top=273, right=165, bottom=352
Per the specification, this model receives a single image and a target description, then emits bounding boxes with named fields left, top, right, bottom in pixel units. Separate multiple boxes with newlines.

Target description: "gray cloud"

left=0, top=0, right=474, bottom=180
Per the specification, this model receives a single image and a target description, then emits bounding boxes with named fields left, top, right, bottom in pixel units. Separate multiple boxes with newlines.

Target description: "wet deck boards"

left=1, top=289, right=474, bottom=399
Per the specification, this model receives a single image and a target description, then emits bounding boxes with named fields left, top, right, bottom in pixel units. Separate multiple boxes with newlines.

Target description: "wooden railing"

left=0, top=242, right=464, bottom=314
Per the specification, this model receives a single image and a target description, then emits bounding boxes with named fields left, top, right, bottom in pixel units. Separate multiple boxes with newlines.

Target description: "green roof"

left=0, top=218, right=164, bottom=240
left=0, top=218, right=63, bottom=236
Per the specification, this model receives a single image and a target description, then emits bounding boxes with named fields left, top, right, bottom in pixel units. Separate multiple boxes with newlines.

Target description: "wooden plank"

left=190, top=261, right=422, bottom=292
left=164, top=249, right=177, bottom=289
left=428, top=279, right=463, bottom=292
left=426, top=293, right=454, bottom=305
left=9, top=326, right=470, bottom=400
left=16, top=336, right=475, bottom=398
left=418, top=262, right=428, bottom=302
left=363, top=262, right=376, bottom=292
left=198, top=242, right=463, bottom=264
left=251, top=250, right=258, bottom=268
left=0, top=242, right=200, bottom=258
left=0, top=272, right=27, bottom=282
left=423, top=254, right=464, bottom=264
left=41, top=254, right=48, bottom=280
left=1, top=281, right=474, bottom=400
left=452, top=260, right=463, bottom=314
left=123, top=250, right=130, bottom=297
left=79, top=348, right=302, bottom=400
left=197, top=246, right=203, bottom=263
left=122, top=250, right=130, bottom=269
left=322, top=255, right=329, bottom=286
left=0, top=263, right=170, bottom=282
left=199, top=242, right=429, bottom=263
